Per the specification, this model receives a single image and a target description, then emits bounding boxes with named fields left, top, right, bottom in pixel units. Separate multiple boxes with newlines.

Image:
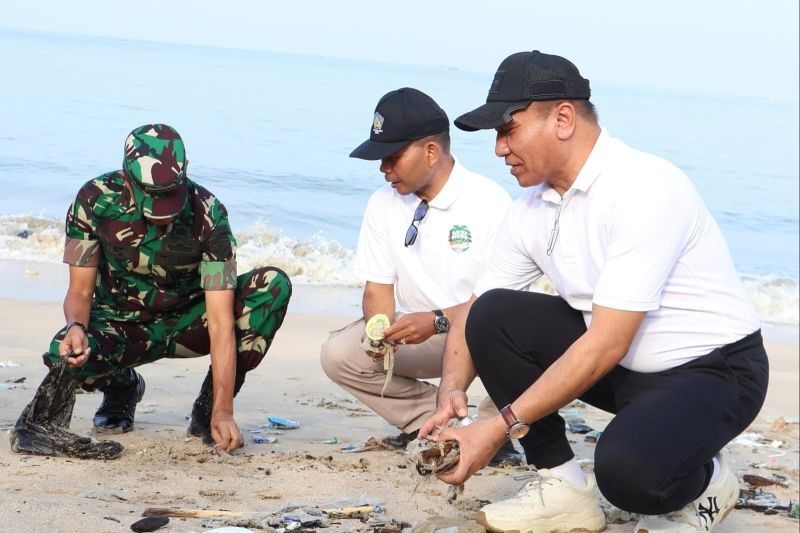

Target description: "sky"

left=2, top=0, right=798, bottom=101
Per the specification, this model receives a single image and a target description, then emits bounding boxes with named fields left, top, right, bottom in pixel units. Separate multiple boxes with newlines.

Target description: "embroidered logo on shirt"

left=448, top=225, right=472, bottom=252
left=373, top=112, right=385, bottom=134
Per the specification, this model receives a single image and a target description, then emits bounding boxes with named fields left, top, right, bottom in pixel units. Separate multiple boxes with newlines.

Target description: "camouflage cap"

left=123, top=124, right=188, bottom=221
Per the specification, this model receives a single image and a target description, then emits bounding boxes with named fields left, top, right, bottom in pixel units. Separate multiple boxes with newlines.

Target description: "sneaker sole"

left=92, top=425, right=131, bottom=435
left=477, top=510, right=606, bottom=533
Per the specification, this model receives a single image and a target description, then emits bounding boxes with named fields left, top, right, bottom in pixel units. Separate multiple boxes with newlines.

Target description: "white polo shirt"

left=356, top=159, right=512, bottom=313
left=474, top=128, right=760, bottom=372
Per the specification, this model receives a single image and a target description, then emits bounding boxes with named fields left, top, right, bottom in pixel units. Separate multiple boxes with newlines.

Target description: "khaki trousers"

left=320, top=317, right=498, bottom=433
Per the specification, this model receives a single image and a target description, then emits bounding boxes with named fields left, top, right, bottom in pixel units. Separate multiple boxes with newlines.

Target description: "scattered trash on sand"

left=743, top=473, right=788, bottom=488
left=736, top=487, right=795, bottom=515
left=340, top=436, right=393, bottom=453
left=252, top=434, right=278, bottom=444
left=733, top=432, right=784, bottom=449
left=560, top=411, right=585, bottom=423
left=266, top=416, right=300, bottom=430
left=153, top=501, right=389, bottom=531
left=567, top=421, right=594, bottom=434
left=584, top=430, right=603, bottom=442
left=80, top=490, right=127, bottom=502
left=0, top=360, right=21, bottom=368
left=130, top=515, right=169, bottom=532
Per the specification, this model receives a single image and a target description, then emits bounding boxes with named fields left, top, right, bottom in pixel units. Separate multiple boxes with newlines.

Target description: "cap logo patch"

left=489, top=71, right=506, bottom=94
left=372, top=112, right=385, bottom=134
left=448, top=224, right=472, bottom=252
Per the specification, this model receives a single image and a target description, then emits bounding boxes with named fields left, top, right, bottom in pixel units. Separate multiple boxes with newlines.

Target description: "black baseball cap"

left=455, top=50, right=591, bottom=132
left=350, top=87, right=449, bottom=160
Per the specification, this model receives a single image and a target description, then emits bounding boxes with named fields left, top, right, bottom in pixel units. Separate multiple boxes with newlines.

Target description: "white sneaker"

left=635, top=454, right=739, bottom=532
left=477, top=468, right=606, bottom=532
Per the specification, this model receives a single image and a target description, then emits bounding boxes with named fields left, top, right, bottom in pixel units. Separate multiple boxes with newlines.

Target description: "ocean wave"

left=1, top=214, right=797, bottom=324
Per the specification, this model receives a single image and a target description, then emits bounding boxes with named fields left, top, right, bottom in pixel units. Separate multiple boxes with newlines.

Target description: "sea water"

left=0, top=29, right=797, bottom=324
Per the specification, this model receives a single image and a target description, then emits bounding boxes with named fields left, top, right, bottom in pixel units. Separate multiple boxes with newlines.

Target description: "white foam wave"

left=0, top=214, right=64, bottom=263
left=1, top=214, right=797, bottom=324
left=235, top=221, right=359, bottom=286
left=741, top=275, right=799, bottom=326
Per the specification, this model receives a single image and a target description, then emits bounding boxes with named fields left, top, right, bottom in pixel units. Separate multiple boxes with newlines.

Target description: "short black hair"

left=531, top=99, right=598, bottom=122
left=414, top=130, right=451, bottom=153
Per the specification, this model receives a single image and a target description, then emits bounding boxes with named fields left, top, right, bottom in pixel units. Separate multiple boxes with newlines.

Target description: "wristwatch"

left=500, top=404, right=530, bottom=440
left=433, top=309, right=449, bottom=334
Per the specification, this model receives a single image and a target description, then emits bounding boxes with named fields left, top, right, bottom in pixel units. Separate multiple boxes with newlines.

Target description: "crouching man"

left=10, top=124, right=291, bottom=458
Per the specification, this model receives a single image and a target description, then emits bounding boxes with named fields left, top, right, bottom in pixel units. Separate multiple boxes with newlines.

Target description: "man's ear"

left=426, top=141, right=441, bottom=168
left=554, top=102, right=577, bottom=141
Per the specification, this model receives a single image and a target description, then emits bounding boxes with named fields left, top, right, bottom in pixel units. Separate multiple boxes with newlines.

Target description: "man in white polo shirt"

left=419, top=51, right=768, bottom=533
left=320, top=88, right=516, bottom=459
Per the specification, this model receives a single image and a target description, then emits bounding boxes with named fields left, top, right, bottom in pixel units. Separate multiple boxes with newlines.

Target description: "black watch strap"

left=433, top=309, right=444, bottom=318
left=66, top=321, right=88, bottom=334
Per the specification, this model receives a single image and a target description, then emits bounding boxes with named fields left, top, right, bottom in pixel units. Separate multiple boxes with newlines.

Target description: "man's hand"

left=60, top=325, right=91, bottom=368
left=360, top=333, right=389, bottom=360
left=211, top=409, right=243, bottom=452
left=418, top=389, right=469, bottom=438
left=431, top=415, right=508, bottom=486
left=383, top=312, right=436, bottom=345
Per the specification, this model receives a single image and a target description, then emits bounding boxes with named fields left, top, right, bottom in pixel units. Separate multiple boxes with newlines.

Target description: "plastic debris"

left=560, top=411, right=586, bottom=423
left=734, top=432, right=784, bottom=449
left=266, top=416, right=300, bottom=429
left=567, top=421, right=593, bottom=434
left=322, top=505, right=378, bottom=519
left=743, top=474, right=788, bottom=488
left=208, top=506, right=329, bottom=530
left=365, top=314, right=391, bottom=341
left=0, top=383, right=17, bottom=390
left=340, top=437, right=393, bottom=453
left=409, top=439, right=460, bottom=476
left=584, top=430, right=603, bottom=442
left=0, top=360, right=21, bottom=368
left=321, top=437, right=339, bottom=444
left=16, top=229, right=32, bottom=239
left=130, top=516, right=169, bottom=532
left=252, top=434, right=278, bottom=444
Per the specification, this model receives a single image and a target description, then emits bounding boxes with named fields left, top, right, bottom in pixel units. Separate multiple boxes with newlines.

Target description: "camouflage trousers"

left=44, top=267, right=292, bottom=390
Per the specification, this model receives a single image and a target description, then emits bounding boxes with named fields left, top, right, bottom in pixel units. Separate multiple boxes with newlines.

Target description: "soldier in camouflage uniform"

left=10, top=124, right=292, bottom=459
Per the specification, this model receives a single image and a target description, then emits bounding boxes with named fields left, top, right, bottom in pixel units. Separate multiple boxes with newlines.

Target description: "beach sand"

left=0, top=263, right=798, bottom=532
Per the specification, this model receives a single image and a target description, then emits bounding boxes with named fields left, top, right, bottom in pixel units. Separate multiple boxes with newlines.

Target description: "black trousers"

left=466, top=289, right=769, bottom=514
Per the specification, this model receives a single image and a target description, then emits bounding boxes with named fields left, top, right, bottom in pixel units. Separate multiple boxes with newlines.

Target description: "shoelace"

left=512, top=468, right=555, bottom=507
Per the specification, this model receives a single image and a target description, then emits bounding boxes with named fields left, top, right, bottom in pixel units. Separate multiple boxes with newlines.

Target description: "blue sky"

left=2, top=0, right=798, bottom=100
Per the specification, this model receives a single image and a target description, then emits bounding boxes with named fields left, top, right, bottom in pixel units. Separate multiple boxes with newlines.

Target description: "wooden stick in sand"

left=143, top=505, right=377, bottom=519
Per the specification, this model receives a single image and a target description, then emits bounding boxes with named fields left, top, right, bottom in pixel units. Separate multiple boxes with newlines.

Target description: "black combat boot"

left=10, top=361, right=123, bottom=459
left=92, top=367, right=146, bottom=434
left=187, top=367, right=246, bottom=445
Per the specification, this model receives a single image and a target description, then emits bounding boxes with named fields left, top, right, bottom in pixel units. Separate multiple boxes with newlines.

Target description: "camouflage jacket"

left=63, top=171, right=237, bottom=322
